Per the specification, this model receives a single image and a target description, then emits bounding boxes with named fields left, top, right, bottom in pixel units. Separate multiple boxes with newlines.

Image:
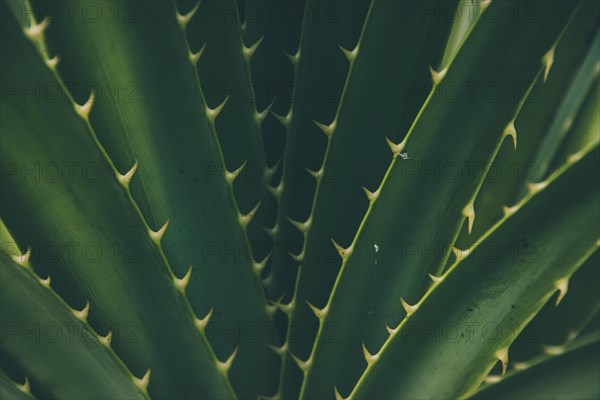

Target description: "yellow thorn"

left=362, top=186, right=380, bottom=203
left=290, top=352, right=311, bottom=372
left=16, top=377, right=30, bottom=394
left=428, top=273, right=444, bottom=284
left=305, top=300, right=328, bottom=320
left=11, top=247, right=31, bottom=267
left=189, top=44, right=207, bottom=66
left=99, top=330, right=113, bottom=347
left=217, top=348, right=238, bottom=375
left=195, top=308, right=214, bottom=331
left=75, top=90, right=96, bottom=119
left=362, top=343, right=379, bottom=365
left=429, top=65, right=448, bottom=85
left=269, top=342, right=287, bottom=357
left=132, top=369, right=151, bottom=393
left=206, top=95, right=229, bottom=123
left=504, top=120, right=517, bottom=150
left=542, top=46, right=555, bottom=83
left=331, top=239, right=352, bottom=259
left=267, top=181, right=285, bottom=198
left=339, top=44, right=359, bottom=62
left=45, top=55, right=60, bottom=70
left=24, top=18, right=49, bottom=41
left=239, top=201, right=261, bottom=229
left=73, top=302, right=90, bottom=321
left=263, top=223, right=279, bottom=238
left=288, top=249, right=304, bottom=263
left=149, top=220, right=169, bottom=244
left=253, top=253, right=271, bottom=275
left=176, top=1, right=200, bottom=30
left=385, top=323, right=399, bottom=335
left=287, top=216, right=312, bottom=233
left=117, top=161, right=138, bottom=187
left=273, top=300, right=294, bottom=315
left=527, top=181, right=548, bottom=194
left=385, top=136, right=408, bottom=156
left=334, top=386, right=346, bottom=400
left=555, top=277, right=569, bottom=306
left=452, top=246, right=472, bottom=261
left=39, top=275, right=51, bottom=287
left=484, top=375, right=502, bottom=384
left=400, top=297, right=419, bottom=316
left=225, top=160, right=247, bottom=185
left=502, top=204, right=519, bottom=217
left=272, top=109, right=292, bottom=127
left=463, top=203, right=475, bottom=235
left=512, top=361, right=529, bottom=371
left=285, top=49, right=300, bottom=65
left=543, top=345, right=564, bottom=355
left=174, top=265, right=193, bottom=291
left=495, top=346, right=509, bottom=375
left=243, top=36, right=264, bottom=61
left=255, top=98, right=276, bottom=124
left=312, top=118, right=336, bottom=137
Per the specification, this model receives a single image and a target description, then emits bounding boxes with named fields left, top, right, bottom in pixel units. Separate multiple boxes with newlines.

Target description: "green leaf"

left=350, top=145, right=599, bottom=399
left=1, top=12, right=235, bottom=399
left=301, top=1, right=579, bottom=398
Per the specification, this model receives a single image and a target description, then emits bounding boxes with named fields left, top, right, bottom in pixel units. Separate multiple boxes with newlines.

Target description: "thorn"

left=273, top=300, right=294, bottom=315
left=73, top=302, right=90, bottom=321
left=543, top=345, right=564, bottom=356
left=265, top=302, right=278, bottom=318
left=206, top=95, right=229, bottom=123
left=400, top=297, right=419, bottom=316
left=243, top=36, right=264, bottom=61
left=11, top=247, right=31, bottom=267
left=99, top=330, right=113, bottom=347
left=305, top=300, right=328, bottom=320
left=264, top=160, right=280, bottom=181
left=555, top=277, right=569, bottom=306
left=75, top=90, right=96, bottom=119
left=386, top=323, right=399, bottom=335
left=24, top=18, right=49, bottom=41
left=267, top=180, right=285, bottom=198
left=527, top=181, right=548, bottom=194
left=452, top=246, right=472, bottom=261
left=239, top=201, right=261, bottom=229
left=195, top=308, right=214, bottom=331
left=225, top=160, right=247, bottom=185
left=263, top=223, right=279, bottom=238
left=189, top=44, right=207, bottom=66
left=362, top=186, right=380, bottom=203
left=362, top=343, right=379, bottom=365
left=312, top=118, right=336, bottom=137
left=331, top=239, right=352, bottom=259
left=385, top=136, right=408, bottom=157
left=16, top=377, right=30, bottom=394
left=149, top=220, right=169, bottom=244
left=132, top=369, right=151, bottom=393
left=512, top=361, right=529, bottom=371
left=502, top=204, right=519, bottom=217
left=285, top=49, right=300, bottom=65
left=117, top=160, right=138, bottom=187
left=339, top=43, right=359, bottom=62
left=288, top=249, right=304, bottom=263
left=428, top=273, right=444, bottom=284
left=463, top=203, right=475, bottom=235
left=253, top=252, right=271, bottom=275
left=334, top=386, right=346, bottom=400
left=216, top=348, right=238, bottom=375
left=39, top=275, right=51, bottom=287
left=272, top=109, right=292, bottom=127
left=306, top=167, right=323, bottom=182
left=290, top=352, right=311, bottom=372
left=429, top=65, right=448, bottom=85
left=269, top=342, right=287, bottom=357
left=255, top=98, right=276, bottom=124
left=495, top=346, right=509, bottom=375
left=45, top=55, right=60, bottom=70
left=542, top=46, right=555, bottom=82
left=504, top=120, right=517, bottom=149
left=176, top=2, right=200, bottom=30
left=484, top=375, right=502, bottom=384
left=287, top=216, right=312, bottom=233
left=174, top=265, right=193, bottom=291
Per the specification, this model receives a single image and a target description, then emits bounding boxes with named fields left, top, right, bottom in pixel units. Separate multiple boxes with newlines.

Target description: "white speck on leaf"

left=400, top=152, right=409, bottom=160
left=374, top=244, right=379, bottom=252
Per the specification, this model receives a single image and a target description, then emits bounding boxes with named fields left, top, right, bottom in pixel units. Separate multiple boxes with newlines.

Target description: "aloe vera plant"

left=1, top=0, right=598, bottom=399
